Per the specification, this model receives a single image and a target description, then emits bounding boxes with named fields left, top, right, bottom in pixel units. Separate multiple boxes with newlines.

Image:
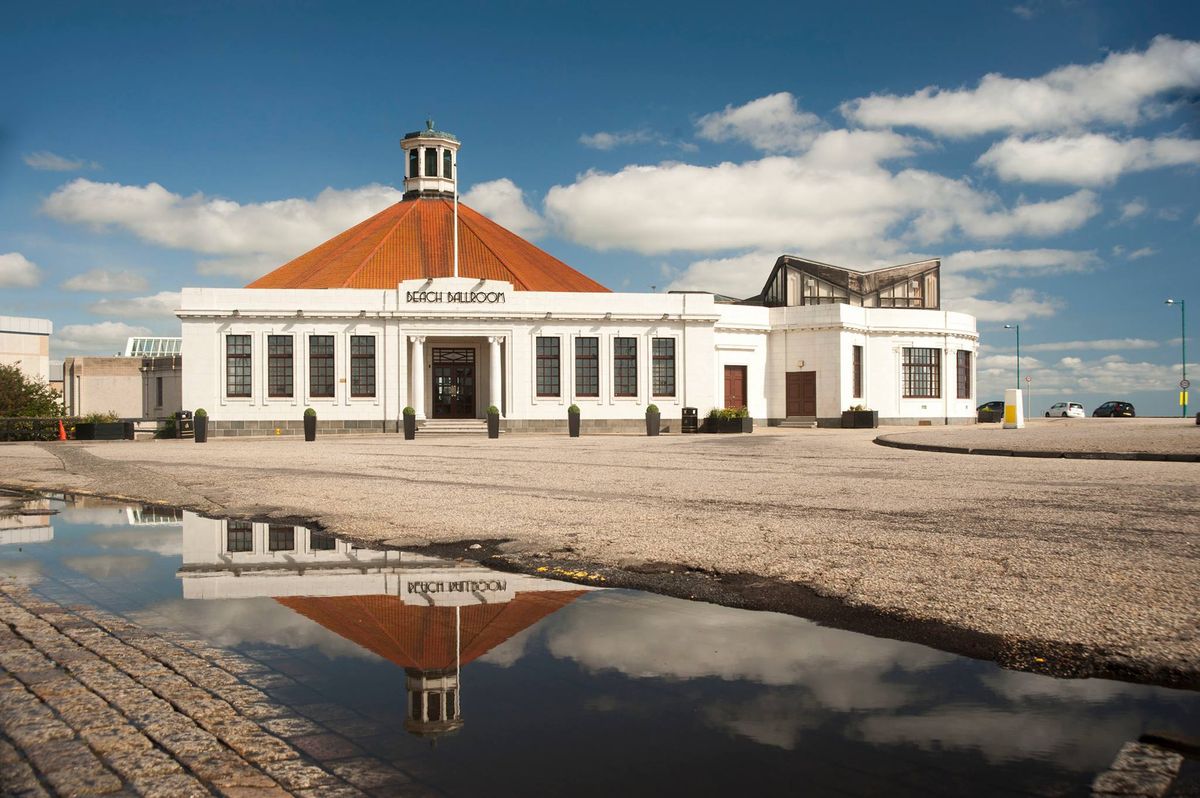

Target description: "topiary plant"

left=568, top=404, right=580, bottom=415
left=304, top=407, right=316, bottom=417
left=646, top=404, right=659, bottom=415
left=194, top=408, right=208, bottom=417
left=403, top=406, right=416, bottom=416
left=486, top=404, right=499, bottom=415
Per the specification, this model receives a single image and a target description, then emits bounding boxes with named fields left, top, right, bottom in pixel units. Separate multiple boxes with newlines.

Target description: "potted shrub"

left=486, top=405, right=500, bottom=439
left=705, top=407, right=752, bottom=433
left=303, top=407, right=317, bottom=441
left=568, top=404, right=581, bottom=438
left=645, top=404, right=661, bottom=436
left=403, top=406, right=416, bottom=440
left=840, top=404, right=878, bottom=429
left=194, top=408, right=208, bottom=443
left=74, top=412, right=128, bottom=441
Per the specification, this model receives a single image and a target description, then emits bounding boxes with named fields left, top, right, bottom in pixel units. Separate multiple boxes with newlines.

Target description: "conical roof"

left=247, top=198, right=609, bottom=292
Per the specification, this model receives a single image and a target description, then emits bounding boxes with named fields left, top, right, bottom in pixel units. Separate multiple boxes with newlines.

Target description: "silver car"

left=1044, top=401, right=1085, bottom=418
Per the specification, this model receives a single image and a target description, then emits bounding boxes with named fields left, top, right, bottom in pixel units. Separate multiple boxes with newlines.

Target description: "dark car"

left=977, top=400, right=1005, bottom=422
left=1092, top=401, right=1136, bottom=417
left=978, top=400, right=1005, bottom=414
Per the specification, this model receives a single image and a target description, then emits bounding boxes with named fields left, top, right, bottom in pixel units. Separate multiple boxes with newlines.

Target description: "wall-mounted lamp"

left=661, top=313, right=669, bottom=320
left=231, top=309, right=240, bottom=317
left=295, top=310, right=304, bottom=318
left=545, top=312, right=552, bottom=319
left=604, top=312, right=612, bottom=320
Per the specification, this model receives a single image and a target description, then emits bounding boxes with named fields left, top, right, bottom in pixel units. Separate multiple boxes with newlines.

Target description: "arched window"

left=409, top=148, right=419, bottom=178
left=425, top=148, right=439, bottom=177
left=443, top=149, right=453, bottom=180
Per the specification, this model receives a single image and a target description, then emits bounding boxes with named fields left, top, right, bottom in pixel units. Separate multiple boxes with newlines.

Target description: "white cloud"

left=63, top=555, right=152, bottom=579
left=977, top=134, right=1200, bottom=185
left=60, top=268, right=149, bottom=293
left=579, top=130, right=656, bottom=150
left=1022, top=338, right=1159, bottom=353
left=1127, top=246, right=1156, bottom=260
left=945, top=287, right=1062, bottom=322
left=43, top=179, right=403, bottom=281
left=978, top=352, right=1189, bottom=400
left=942, top=248, right=1098, bottom=275
left=56, top=321, right=152, bottom=354
left=545, top=134, right=1096, bottom=256
left=88, top=291, right=181, bottom=318
left=1011, top=4, right=1035, bottom=19
left=842, top=36, right=1200, bottom=136
left=695, top=92, right=824, bottom=153
left=664, top=251, right=777, bottom=297
left=0, top=252, right=42, bottom=288
left=1118, top=198, right=1148, bottom=222
left=90, top=527, right=182, bottom=557
left=461, top=178, right=547, bottom=238
left=23, top=151, right=97, bottom=171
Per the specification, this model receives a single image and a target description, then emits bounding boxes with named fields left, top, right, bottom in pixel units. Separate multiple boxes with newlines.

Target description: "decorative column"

left=410, top=337, right=426, bottom=420
left=488, top=336, right=503, bottom=415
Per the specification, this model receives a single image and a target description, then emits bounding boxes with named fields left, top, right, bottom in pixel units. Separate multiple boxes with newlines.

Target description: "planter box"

left=568, top=414, right=580, bottom=438
left=487, top=414, right=500, bottom=439
left=75, top=422, right=132, bottom=441
left=645, top=412, right=661, bottom=436
left=840, top=410, right=879, bottom=429
left=304, top=415, right=317, bottom=442
left=403, top=415, right=416, bottom=440
left=194, top=415, right=208, bottom=443
left=705, top=417, right=753, bottom=433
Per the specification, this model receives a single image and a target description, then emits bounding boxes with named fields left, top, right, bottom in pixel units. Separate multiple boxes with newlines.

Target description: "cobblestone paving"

left=0, top=578, right=433, bottom=797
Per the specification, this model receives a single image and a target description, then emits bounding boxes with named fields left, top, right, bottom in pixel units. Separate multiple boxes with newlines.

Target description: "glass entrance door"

left=432, top=348, right=476, bottom=418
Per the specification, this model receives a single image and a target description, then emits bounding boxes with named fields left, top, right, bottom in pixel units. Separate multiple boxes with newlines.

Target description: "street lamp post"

left=1165, top=299, right=1187, bottom=417
left=1003, top=324, right=1020, bottom=390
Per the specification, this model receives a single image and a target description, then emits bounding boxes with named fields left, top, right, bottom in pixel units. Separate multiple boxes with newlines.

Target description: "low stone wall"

left=206, top=419, right=397, bottom=437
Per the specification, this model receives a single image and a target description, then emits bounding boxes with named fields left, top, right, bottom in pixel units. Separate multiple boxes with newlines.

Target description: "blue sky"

left=1, top=0, right=1198, bottom=414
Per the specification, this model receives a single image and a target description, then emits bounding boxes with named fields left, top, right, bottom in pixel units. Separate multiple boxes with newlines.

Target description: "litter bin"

left=681, top=407, right=698, bottom=434
left=174, top=410, right=194, bottom=439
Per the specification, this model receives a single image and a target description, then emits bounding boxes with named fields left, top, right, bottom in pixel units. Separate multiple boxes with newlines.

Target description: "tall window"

left=310, top=531, right=336, bottom=551
left=409, top=148, right=419, bottom=178
left=902, top=347, right=941, bottom=398
left=425, top=148, right=438, bottom=177
left=614, top=337, right=637, bottom=397
left=852, top=345, right=863, bottom=398
left=226, top=520, right=252, bottom=553
left=155, top=376, right=164, bottom=407
left=536, top=337, right=560, bottom=397
left=268, top=524, right=294, bottom=552
left=956, top=350, right=972, bottom=399
left=652, top=338, right=675, bottom=397
left=443, top=150, right=453, bottom=180
left=268, top=335, right=293, bottom=398
left=309, top=336, right=335, bottom=398
left=575, top=337, right=598, bottom=397
left=226, top=335, right=251, bottom=398
left=350, top=336, right=375, bottom=398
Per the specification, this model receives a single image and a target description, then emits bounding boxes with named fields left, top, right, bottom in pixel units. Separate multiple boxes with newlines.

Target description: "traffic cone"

left=57, top=419, right=67, bottom=441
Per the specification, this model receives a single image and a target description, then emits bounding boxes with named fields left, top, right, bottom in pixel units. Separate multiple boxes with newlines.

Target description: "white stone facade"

left=0, top=315, right=52, bottom=383
left=179, top=275, right=978, bottom=432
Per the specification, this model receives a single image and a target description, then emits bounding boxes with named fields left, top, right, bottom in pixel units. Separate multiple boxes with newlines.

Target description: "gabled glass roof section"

left=753, top=256, right=941, bottom=310
left=123, top=337, right=183, bottom=357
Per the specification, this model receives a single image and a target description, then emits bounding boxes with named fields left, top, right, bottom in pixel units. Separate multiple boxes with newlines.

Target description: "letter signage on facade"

left=405, top=291, right=506, bottom=304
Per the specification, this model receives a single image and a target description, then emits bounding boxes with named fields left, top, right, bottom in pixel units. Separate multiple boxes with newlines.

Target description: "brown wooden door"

left=786, top=371, right=816, bottom=416
left=723, top=365, right=747, bottom=409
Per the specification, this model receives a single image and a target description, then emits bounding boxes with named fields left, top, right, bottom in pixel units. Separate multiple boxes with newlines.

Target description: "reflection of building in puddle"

left=125, top=506, right=183, bottom=526
left=178, top=512, right=591, bottom=738
left=0, top=498, right=53, bottom=546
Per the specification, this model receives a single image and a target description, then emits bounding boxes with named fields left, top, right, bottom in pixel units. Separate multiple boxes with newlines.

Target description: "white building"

left=0, top=315, right=52, bottom=383
left=179, top=124, right=978, bottom=434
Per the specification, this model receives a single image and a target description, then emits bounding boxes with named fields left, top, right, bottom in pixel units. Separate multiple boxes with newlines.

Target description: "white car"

left=1044, top=401, right=1085, bottom=418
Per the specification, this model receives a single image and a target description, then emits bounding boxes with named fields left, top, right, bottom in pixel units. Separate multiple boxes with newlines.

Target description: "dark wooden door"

left=432, top=348, right=476, bottom=418
left=723, top=366, right=747, bottom=410
left=786, top=371, right=816, bottom=416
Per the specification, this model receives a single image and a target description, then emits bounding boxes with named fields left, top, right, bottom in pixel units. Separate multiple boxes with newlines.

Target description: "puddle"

left=1, top=493, right=1197, bottom=797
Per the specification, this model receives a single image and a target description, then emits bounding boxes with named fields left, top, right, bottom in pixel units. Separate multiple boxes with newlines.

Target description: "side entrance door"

left=786, top=371, right=816, bottom=417
left=723, top=365, right=747, bottom=410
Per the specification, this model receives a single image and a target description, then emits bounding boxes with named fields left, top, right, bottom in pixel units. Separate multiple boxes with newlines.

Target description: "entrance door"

left=723, top=366, right=747, bottom=410
left=432, top=348, right=476, bottom=418
left=786, top=371, right=816, bottom=416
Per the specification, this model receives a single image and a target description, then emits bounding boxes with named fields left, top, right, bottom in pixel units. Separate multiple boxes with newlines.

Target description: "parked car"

left=1093, top=401, right=1136, bottom=417
left=977, top=400, right=1005, bottom=415
left=1044, top=402, right=1085, bottom=418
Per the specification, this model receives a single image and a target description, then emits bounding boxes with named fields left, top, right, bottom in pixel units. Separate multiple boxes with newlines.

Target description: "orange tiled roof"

left=275, top=591, right=586, bottom=672
left=246, top=198, right=609, bottom=292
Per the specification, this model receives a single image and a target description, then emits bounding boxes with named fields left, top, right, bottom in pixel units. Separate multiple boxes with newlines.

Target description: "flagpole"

left=453, top=155, right=459, bottom=279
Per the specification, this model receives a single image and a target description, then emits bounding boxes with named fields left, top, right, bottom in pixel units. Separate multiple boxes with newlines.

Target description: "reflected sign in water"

left=0, top=494, right=1197, bottom=797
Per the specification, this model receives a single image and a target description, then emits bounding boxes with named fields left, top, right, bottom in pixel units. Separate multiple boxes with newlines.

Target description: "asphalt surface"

left=1, top=420, right=1197, bottom=688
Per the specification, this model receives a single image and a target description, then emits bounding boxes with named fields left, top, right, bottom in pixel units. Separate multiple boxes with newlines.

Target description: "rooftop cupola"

left=401, top=119, right=459, bottom=200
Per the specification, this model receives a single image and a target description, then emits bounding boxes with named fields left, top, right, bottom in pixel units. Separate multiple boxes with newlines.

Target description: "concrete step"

left=778, top=416, right=818, bottom=429
left=418, top=419, right=497, bottom=435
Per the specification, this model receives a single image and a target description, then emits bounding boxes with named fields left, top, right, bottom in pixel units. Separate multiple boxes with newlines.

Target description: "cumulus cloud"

left=62, top=555, right=152, bottom=579
left=696, top=92, right=824, bottom=153
left=56, top=321, right=152, bottom=354
left=61, top=268, right=149, bottom=293
left=664, top=251, right=778, bottom=297
left=977, top=134, right=1200, bottom=185
left=1126, top=246, right=1156, bottom=260
left=1022, top=338, right=1159, bottom=353
left=942, top=248, right=1098, bottom=275
left=43, top=179, right=403, bottom=280
left=1118, top=198, right=1148, bottom=222
left=579, top=130, right=657, bottom=150
left=90, top=527, right=182, bottom=557
left=978, top=352, right=1190, bottom=400
left=945, top=287, right=1062, bottom=322
left=545, top=134, right=1096, bottom=256
left=0, top=252, right=42, bottom=288
left=23, top=151, right=98, bottom=171
left=88, top=291, right=181, bottom=318
left=842, top=36, right=1200, bottom=136
left=461, top=178, right=547, bottom=238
